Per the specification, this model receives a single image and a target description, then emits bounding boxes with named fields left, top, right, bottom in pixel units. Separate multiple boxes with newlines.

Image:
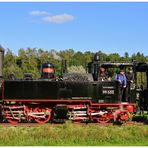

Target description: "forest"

left=3, top=47, right=148, bottom=79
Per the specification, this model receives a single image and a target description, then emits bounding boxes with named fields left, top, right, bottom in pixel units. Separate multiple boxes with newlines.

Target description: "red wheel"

left=24, top=106, right=30, bottom=122
left=7, top=118, right=20, bottom=124
left=5, top=108, right=20, bottom=124
left=96, top=113, right=111, bottom=124
left=34, top=106, right=51, bottom=124
left=72, top=118, right=82, bottom=124
left=119, top=112, right=129, bottom=121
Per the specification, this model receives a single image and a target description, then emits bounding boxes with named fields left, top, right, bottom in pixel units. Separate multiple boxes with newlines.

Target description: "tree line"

left=3, top=48, right=148, bottom=78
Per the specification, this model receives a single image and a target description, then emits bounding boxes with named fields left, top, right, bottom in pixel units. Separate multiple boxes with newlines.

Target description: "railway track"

left=0, top=121, right=145, bottom=127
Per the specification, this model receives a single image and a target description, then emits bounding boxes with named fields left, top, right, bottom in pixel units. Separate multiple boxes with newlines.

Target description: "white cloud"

left=29, top=11, right=74, bottom=24
left=29, top=10, right=49, bottom=16
left=42, top=13, right=74, bottom=24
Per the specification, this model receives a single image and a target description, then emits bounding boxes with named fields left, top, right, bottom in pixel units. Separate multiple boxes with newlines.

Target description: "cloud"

left=29, top=10, right=49, bottom=16
left=42, top=13, right=74, bottom=24
left=29, top=10, right=74, bottom=24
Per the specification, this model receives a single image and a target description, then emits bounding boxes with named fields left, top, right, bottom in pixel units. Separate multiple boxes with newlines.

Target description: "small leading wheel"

left=34, top=106, right=51, bottom=124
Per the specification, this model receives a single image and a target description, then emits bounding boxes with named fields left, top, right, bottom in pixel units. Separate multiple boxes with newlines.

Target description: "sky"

left=0, top=2, right=148, bottom=56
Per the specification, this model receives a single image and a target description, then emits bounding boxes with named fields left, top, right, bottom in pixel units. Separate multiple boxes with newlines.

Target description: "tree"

left=107, top=53, right=120, bottom=61
left=4, top=49, right=23, bottom=78
left=132, top=52, right=146, bottom=62
left=124, top=52, right=129, bottom=61
left=98, top=50, right=108, bottom=61
left=3, top=47, right=147, bottom=79
left=18, top=48, right=40, bottom=78
left=59, top=49, right=75, bottom=61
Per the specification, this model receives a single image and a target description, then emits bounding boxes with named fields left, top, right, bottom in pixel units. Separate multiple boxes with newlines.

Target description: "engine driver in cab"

left=125, top=67, right=135, bottom=102
left=99, top=66, right=112, bottom=81
left=114, top=68, right=127, bottom=102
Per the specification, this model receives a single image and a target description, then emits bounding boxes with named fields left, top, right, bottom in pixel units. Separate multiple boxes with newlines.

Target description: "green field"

left=0, top=122, right=148, bottom=146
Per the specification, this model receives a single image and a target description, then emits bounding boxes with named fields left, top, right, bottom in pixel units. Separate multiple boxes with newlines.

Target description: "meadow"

left=0, top=122, right=148, bottom=146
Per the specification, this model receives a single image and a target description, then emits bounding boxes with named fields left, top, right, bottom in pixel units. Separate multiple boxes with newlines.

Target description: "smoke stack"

left=0, top=45, right=5, bottom=78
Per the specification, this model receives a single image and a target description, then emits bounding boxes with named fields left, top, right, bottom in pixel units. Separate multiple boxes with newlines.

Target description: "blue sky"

left=0, top=2, right=148, bottom=56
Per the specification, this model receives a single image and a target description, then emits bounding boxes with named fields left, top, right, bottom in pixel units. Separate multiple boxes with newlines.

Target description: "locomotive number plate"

left=102, top=90, right=114, bottom=95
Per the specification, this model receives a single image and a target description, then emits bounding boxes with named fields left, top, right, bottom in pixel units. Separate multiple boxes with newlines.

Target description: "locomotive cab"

left=88, top=54, right=137, bottom=104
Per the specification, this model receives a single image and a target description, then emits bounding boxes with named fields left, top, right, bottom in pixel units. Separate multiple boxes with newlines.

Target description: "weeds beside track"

left=0, top=121, right=148, bottom=146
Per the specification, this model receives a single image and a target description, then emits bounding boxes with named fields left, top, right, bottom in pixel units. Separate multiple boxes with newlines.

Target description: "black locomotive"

left=0, top=46, right=148, bottom=124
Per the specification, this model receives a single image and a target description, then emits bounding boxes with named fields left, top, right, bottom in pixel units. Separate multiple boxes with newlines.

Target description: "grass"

left=0, top=122, right=148, bottom=146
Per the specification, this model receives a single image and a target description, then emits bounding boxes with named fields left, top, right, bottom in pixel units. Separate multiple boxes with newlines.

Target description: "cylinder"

left=0, top=45, right=5, bottom=78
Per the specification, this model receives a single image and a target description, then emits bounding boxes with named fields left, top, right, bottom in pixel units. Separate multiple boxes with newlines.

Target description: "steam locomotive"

left=0, top=46, right=148, bottom=124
